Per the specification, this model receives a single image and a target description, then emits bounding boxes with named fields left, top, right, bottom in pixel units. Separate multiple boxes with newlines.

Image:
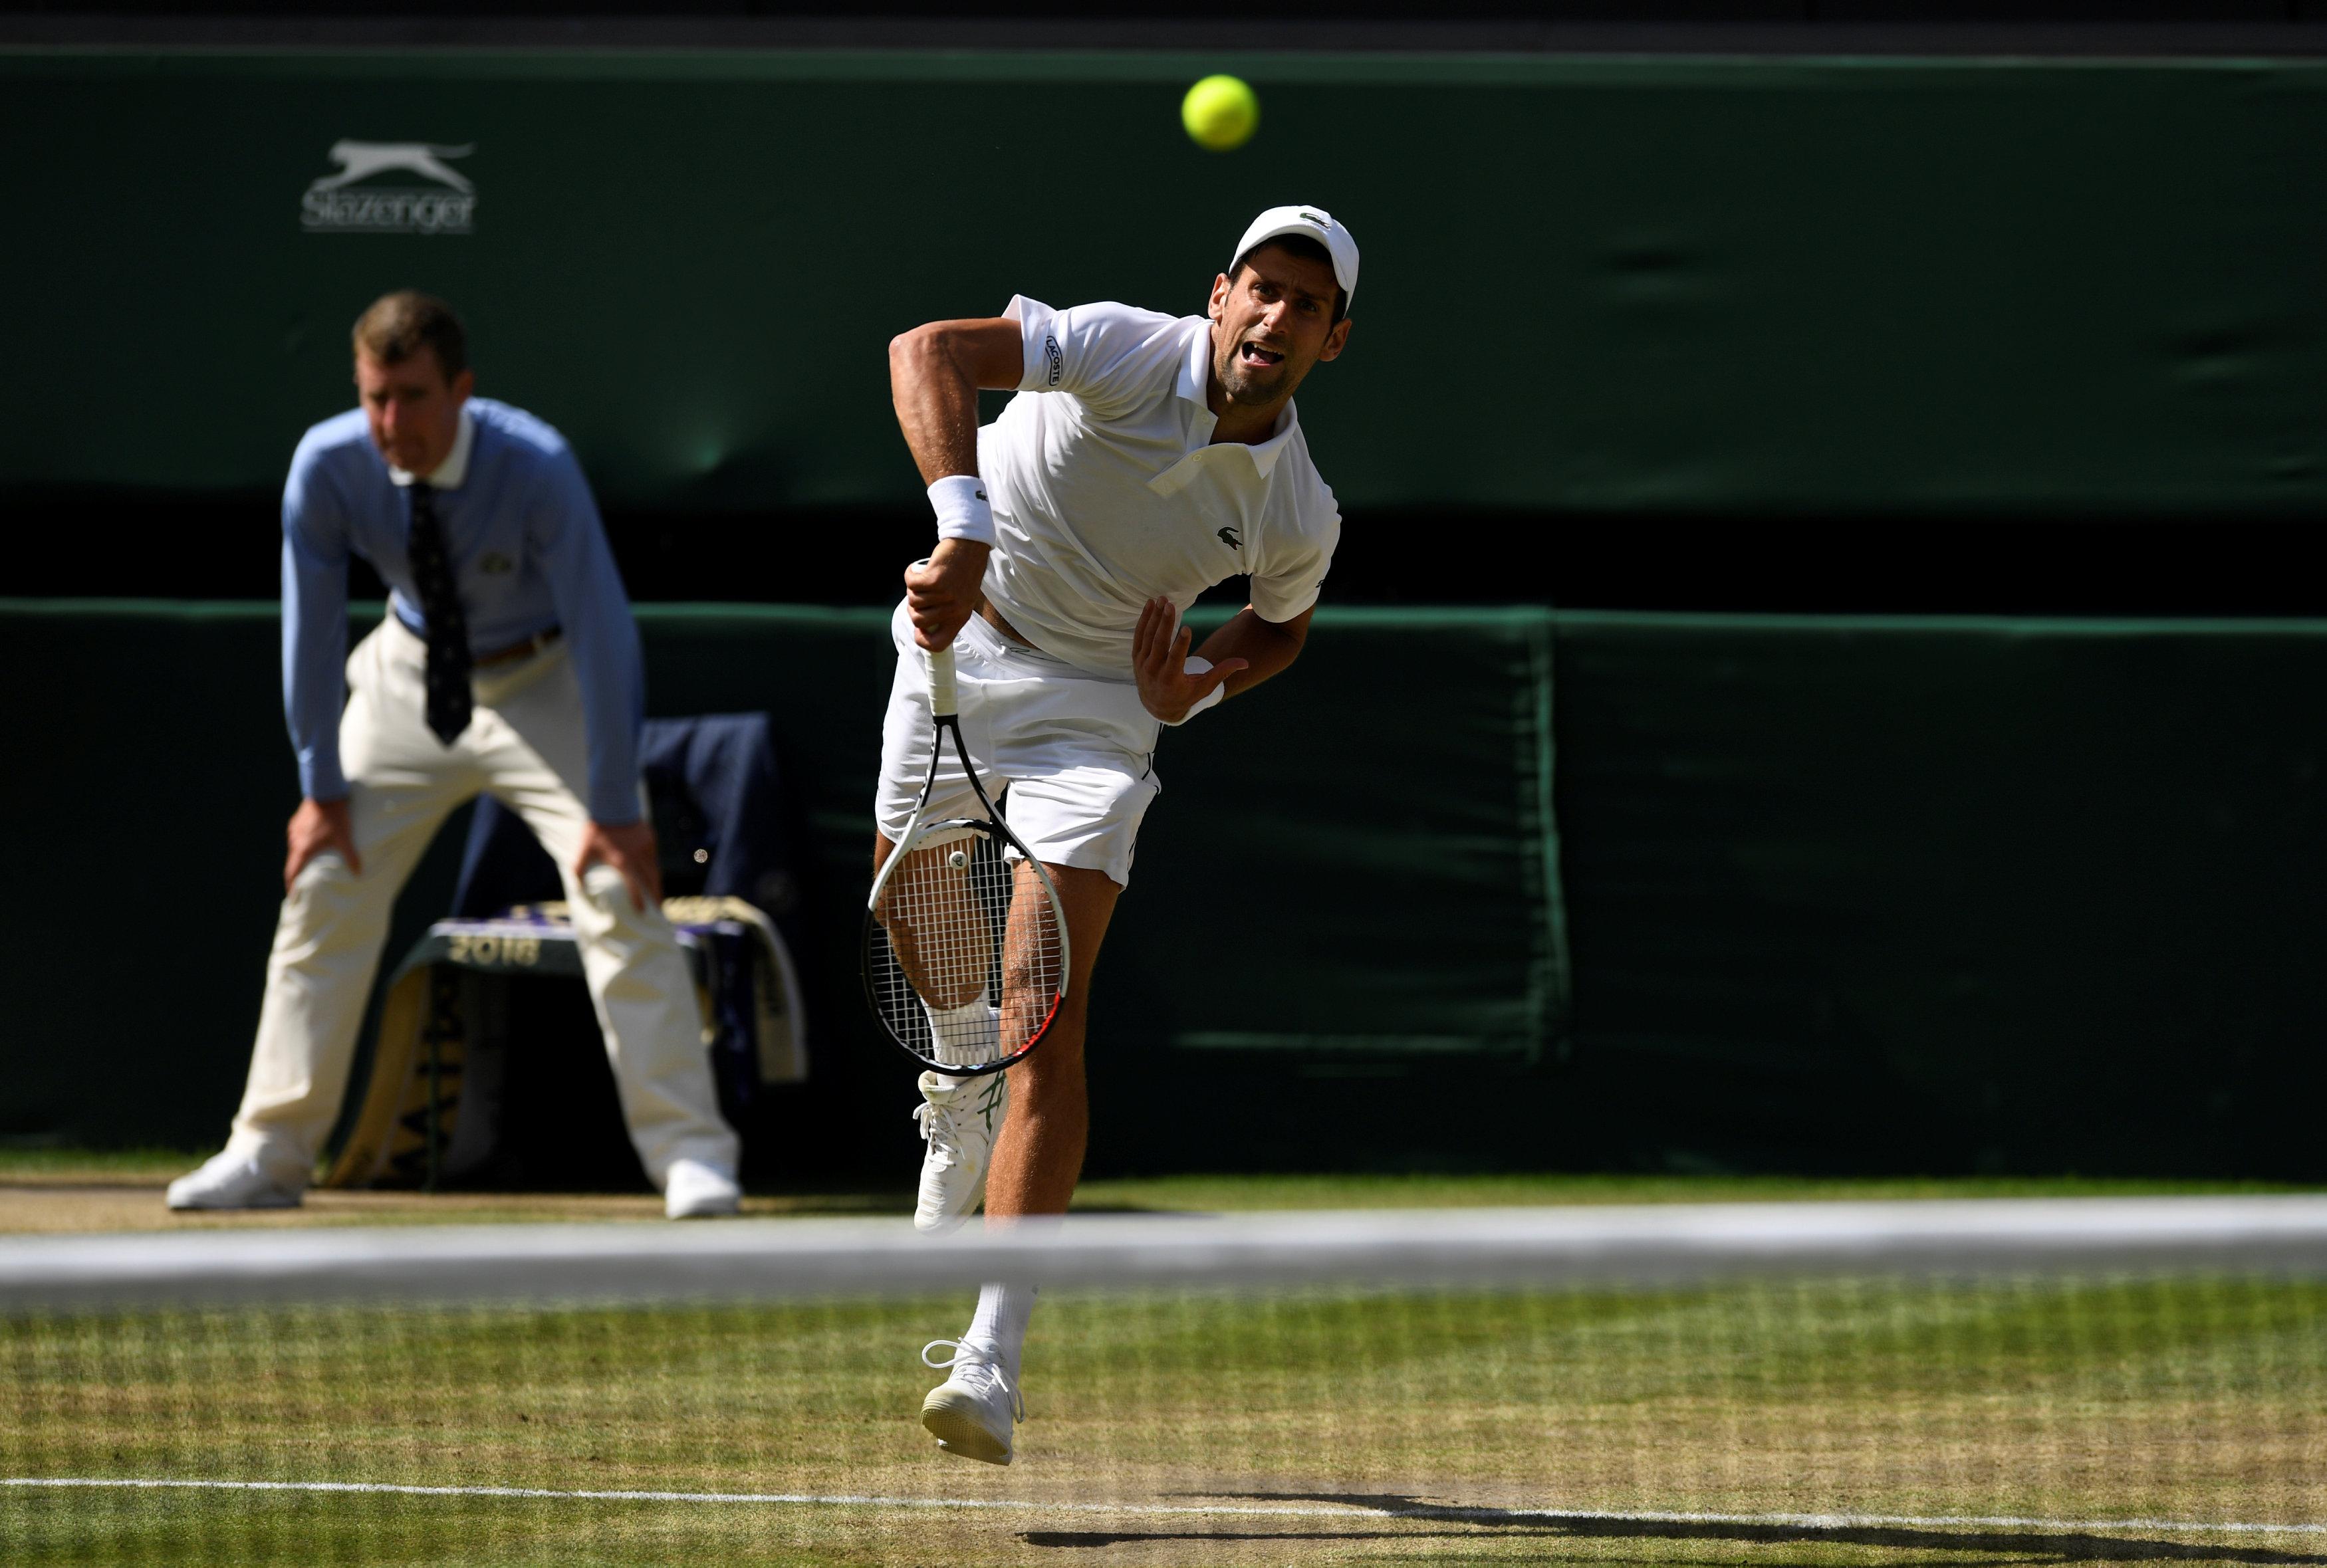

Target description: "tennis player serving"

left=876, top=206, right=1356, bottom=1463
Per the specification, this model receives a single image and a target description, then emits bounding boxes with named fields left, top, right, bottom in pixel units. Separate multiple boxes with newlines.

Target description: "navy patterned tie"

left=406, top=481, right=473, bottom=746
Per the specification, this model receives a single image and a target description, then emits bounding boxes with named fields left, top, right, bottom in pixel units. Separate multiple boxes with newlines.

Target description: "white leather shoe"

left=919, top=1339, right=1022, bottom=1465
left=166, top=1152, right=303, bottom=1212
left=912, top=1071, right=1008, bottom=1235
left=663, top=1158, right=741, bottom=1219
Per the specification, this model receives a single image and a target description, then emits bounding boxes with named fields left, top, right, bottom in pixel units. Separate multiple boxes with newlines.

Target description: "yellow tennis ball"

left=1181, top=74, right=1259, bottom=152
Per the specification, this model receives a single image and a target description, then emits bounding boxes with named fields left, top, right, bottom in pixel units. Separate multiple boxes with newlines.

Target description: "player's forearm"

left=1194, top=607, right=1310, bottom=700
left=888, top=326, right=986, bottom=483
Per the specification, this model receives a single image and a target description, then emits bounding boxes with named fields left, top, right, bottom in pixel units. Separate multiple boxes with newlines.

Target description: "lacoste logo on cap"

left=1298, top=211, right=1329, bottom=226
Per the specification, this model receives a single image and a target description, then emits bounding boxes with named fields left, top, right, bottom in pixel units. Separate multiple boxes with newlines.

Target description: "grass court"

left=4, top=1163, right=2322, bottom=1565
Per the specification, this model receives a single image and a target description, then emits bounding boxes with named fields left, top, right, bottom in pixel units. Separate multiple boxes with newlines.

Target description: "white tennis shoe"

left=165, top=1151, right=304, bottom=1211
left=912, top=1070, right=1009, bottom=1235
left=663, top=1159, right=741, bottom=1220
left=919, top=1339, right=1023, bottom=1465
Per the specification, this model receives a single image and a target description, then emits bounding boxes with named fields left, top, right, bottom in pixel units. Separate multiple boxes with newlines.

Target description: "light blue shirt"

left=281, top=397, right=646, bottom=824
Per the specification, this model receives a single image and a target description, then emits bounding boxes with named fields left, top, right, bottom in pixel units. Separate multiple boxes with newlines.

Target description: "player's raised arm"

left=888, top=317, right=1024, bottom=651
left=888, top=316, right=1023, bottom=484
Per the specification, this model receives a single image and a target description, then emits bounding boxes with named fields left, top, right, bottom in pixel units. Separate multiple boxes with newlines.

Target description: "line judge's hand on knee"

left=904, top=538, right=990, bottom=651
left=284, top=797, right=362, bottom=892
left=577, top=819, right=663, bottom=914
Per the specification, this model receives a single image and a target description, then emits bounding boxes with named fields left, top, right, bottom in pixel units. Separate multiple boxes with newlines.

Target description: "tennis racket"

left=862, top=637, right=1069, bottom=1077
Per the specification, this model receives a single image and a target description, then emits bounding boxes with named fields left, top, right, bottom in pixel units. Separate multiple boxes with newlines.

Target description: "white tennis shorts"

left=876, top=600, right=1162, bottom=888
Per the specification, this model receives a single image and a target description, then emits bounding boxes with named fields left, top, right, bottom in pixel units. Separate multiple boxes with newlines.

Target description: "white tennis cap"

left=1231, top=204, right=1359, bottom=309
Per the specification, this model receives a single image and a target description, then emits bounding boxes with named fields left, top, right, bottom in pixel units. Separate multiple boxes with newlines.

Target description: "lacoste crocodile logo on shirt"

left=1217, top=525, right=1241, bottom=550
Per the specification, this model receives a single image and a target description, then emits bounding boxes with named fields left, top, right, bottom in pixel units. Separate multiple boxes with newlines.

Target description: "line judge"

left=167, top=291, right=742, bottom=1220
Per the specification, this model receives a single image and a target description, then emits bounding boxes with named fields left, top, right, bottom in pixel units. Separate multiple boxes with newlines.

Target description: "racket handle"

left=928, top=643, right=959, bottom=718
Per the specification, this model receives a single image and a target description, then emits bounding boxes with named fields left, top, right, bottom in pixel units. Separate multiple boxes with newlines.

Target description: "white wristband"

left=1162, top=657, right=1227, bottom=727
left=928, top=474, right=995, bottom=547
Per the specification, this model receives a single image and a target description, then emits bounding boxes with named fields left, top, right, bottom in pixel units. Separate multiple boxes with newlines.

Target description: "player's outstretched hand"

left=1133, top=596, right=1247, bottom=725
left=905, top=538, right=991, bottom=651
left=284, top=796, right=362, bottom=891
left=577, top=818, right=664, bottom=914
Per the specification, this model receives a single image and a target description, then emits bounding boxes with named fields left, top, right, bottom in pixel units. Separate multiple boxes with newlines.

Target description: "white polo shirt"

left=976, top=295, right=1342, bottom=681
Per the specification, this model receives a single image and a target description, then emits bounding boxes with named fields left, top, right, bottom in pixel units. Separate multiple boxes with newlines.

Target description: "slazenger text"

left=303, top=187, right=475, bottom=235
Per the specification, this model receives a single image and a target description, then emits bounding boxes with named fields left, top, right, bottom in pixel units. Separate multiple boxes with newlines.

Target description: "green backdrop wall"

left=5, top=601, right=2322, bottom=1179
left=4, top=49, right=2324, bottom=516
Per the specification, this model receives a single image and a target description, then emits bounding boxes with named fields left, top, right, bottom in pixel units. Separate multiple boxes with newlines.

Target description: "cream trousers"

left=225, top=618, right=739, bottom=1190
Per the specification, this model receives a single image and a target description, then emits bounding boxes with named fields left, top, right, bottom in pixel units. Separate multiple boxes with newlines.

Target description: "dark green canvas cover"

left=4, top=50, right=2322, bottom=515
left=7, top=600, right=2325, bottom=1178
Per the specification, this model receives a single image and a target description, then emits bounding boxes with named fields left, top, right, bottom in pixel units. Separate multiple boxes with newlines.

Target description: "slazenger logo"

left=302, top=140, right=477, bottom=235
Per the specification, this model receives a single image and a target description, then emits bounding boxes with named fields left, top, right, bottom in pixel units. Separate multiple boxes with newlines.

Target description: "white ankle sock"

left=923, top=989, right=998, bottom=1073
left=965, top=1280, right=1039, bottom=1383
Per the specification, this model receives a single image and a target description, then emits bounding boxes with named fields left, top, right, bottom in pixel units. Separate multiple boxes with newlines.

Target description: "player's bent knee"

left=1023, top=994, right=1090, bottom=1066
left=1013, top=1037, right=1087, bottom=1096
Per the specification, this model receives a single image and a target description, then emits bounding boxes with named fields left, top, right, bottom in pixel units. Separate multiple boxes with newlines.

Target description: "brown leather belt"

left=475, top=627, right=562, bottom=667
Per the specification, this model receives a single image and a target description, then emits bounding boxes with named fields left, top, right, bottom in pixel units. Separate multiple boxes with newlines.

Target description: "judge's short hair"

left=352, top=290, right=468, bottom=382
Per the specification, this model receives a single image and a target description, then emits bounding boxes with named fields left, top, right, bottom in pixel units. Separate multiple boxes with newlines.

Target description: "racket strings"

left=868, top=830, right=1064, bottom=1071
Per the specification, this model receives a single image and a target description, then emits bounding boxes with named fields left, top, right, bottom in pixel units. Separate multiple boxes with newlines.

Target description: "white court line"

left=4, top=1478, right=2323, bottom=1537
